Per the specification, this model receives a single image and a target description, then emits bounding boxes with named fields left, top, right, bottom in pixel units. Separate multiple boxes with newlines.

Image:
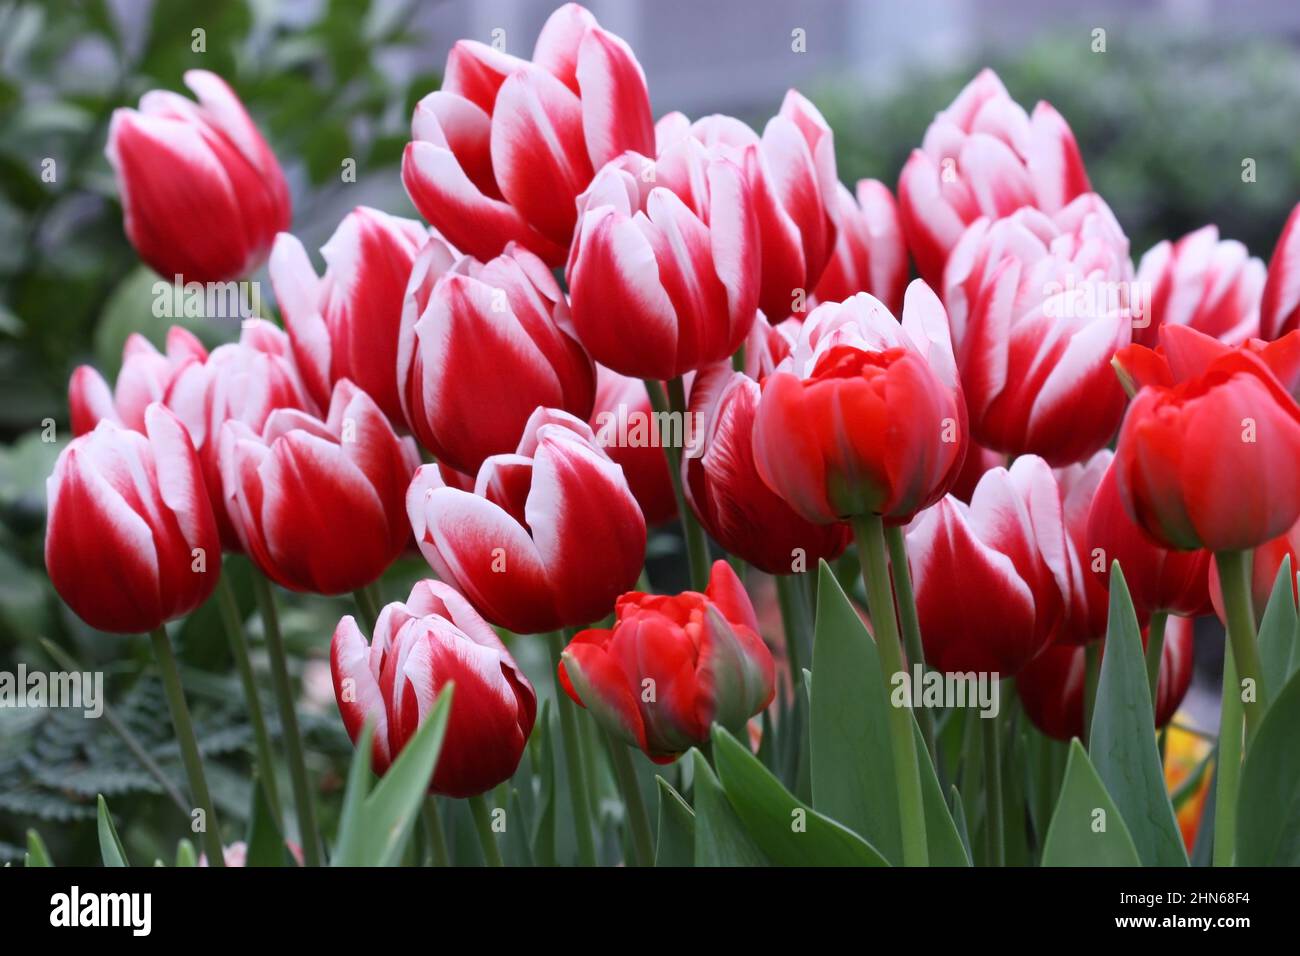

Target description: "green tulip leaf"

left=330, top=718, right=376, bottom=866
left=1089, top=564, right=1187, bottom=866
left=712, top=726, right=888, bottom=866
left=654, top=776, right=696, bottom=867
left=1042, top=739, right=1142, bottom=866
left=97, top=794, right=130, bottom=868
left=1237, top=666, right=1300, bottom=865
left=24, top=829, right=52, bottom=868
left=1257, top=556, right=1296, bottom=694
left=691, top=749, right=769, bottom=867
left=174, top=839, right=197, bottom=868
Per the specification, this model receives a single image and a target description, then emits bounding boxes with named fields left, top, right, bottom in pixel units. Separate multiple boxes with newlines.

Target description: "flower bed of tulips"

left=23, top=3, right=1300, bottom=871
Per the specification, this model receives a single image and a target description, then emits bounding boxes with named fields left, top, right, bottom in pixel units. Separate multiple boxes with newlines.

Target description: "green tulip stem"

left=1145, top=610, right=1168, bottom=708
left=645, top=376, right=710, bottom=591
left=467, top=793, right=504, bottom=867
left=422, top=796, right=450, bottom=867
left=885, top=524, right=938, bottom=766
left=352, top=586, right=380, bottom=632
left=1214, top=550, right=1267, bottom=737
left=604, top=731, right=655, bottom=867
left=147, top=625, right=225, bottom=867
left=251, top=572, right=324, bottom=867
left=981, top=710, right=1004, bottom=867
left=546, top=630, right=599, bottom=866
left=214, top=572, right=283, bottom=827
left=852, top=513, right=929, bottom=866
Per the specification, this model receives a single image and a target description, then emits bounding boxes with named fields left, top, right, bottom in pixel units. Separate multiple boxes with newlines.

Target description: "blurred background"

left=0, top=0, right=1294, bottom=862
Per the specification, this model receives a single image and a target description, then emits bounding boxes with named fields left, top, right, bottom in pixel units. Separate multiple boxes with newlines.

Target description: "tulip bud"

left=685, top=363, right=850, bottom=574
left=46, top=404, right=220, bottom=633
left=270, top=208, right=440, bottom=424
left=331, top=580, right=536, bottom=797
left=558, top=561, right=775, bottom=762
left=813, top=179, right=908, bottom=315
left=1114, top=350, right=1300, bottom=552
left=69, top=327, right=208, bottom=436
left=1087, top=458, right=1212, bottom=620
left=1134, top=225, right=1264, bottom=348
left=401, top=3, right=654, bottom=265
left=589, top=365, right=677, bottom=526
left=751, top=282, right=967, bottom=524
left=398, top=242, right=596, bottom=475
left=943, top=193, right=1133, bottom=465
left=166, top=319, right=319, bottom=549
left=906, top=456, right=1071, bottom=675
left=220, top=380, right=420, bottom=594
left=1018, top=616, right=1195, bottom=742
left=898, top=68, right=1089, bottom=288
left=106, top=70, right=290, bottom=282
left=407, top=408, right=646, bottom=633
left=566, top=140, right=760, bottom=380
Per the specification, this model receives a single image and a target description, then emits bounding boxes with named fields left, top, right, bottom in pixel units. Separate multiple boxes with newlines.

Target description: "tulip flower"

left=398, top=241, right=596, bottom=475
left=69, top=327, right=208, bottom=437
left=270, top=207, right=438, bottom=424
left=1208, top=516, right=1300, bottom=628
left=106, top=70, right=290, bottom=282
left=558, top=560, right=775, bottom=762
left=566, top=140, right=759, bottom=380
left=905, top=456, right=1071, bottom=675
left=1017, top=616, right=1195, bottom=742
left=898, top=68, right=1090, bottom=288
left=1133, top=225, right=1264, bottom=348
left=1053, top=450, right=1112, bottom=645
left=407, top=408, right=646, bottom=634
left=814, top=179, right=908, bottom=315
left=943, top=193, right=1134, bottom=465
left=166, top=319, right=319, bottom=548
left=751, top=282, right=967, bottom=524
left=685, top=363, right=850, bottom=574
left=1261, top=199, right=1300, bottom=339
left=1087, top=458, right=1211, bottom=620
left=46, top=404, right=220, bottom=634
left=331, top=580, right=536, bottom=797
left=1115, top=323, right=1300, bottom=400
left=589, top=365, right=676, bottom=526
left=1113, top=349, right=1300, bottom=552
left=220, top=380, right=420, bottom=594
left=401, top=3, right=654, bottom=266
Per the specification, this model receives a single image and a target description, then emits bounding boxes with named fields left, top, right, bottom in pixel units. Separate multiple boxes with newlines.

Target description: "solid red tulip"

left=166, top=319, right=319, bottom=549
left=406, top=408, right=646, bottom=633
left=69, top=327, right=207, bottom=437
left=106, top=70, right=290, bottom=282
left=1017, top=616, right=1195, bottom=742
left=398, top=241, right=595, bottom=475
left=46, top=404, right=220, bottom=634
left=220, top=380, right=420, bottom=594
left=751, top=282, right=966, bottom=524
left=1087, top=457, right=1212, bottom=620
left=558, top=560, right=775, bottom=762
left=685, top=362, right=850, bottom=574
left=331, top=580, right=536, bottom=797
left=566, top=139, right=759, bottom=379
left=898, top=68, right=1090, bottom=289
left=401, top=3, right=654, bottom=266
left=1133, top=225, right=1264, bottom=348
left=814, top=179, right=908, bottom=315
left=1114, top=323, right=1300, bottom=400
left=589, top=365, right=677, bottom=526
left=943, top=193, right=1133, bottom=465
left=905, top=456, right=1071, bottom=675
left=270, top=207, right=437, bottom=425
left=1114, top=349, right=1300, bottom=551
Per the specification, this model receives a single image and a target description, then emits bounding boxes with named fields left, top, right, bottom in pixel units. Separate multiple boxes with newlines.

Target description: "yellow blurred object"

left=1163, top=713, right=1214, bottom=852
